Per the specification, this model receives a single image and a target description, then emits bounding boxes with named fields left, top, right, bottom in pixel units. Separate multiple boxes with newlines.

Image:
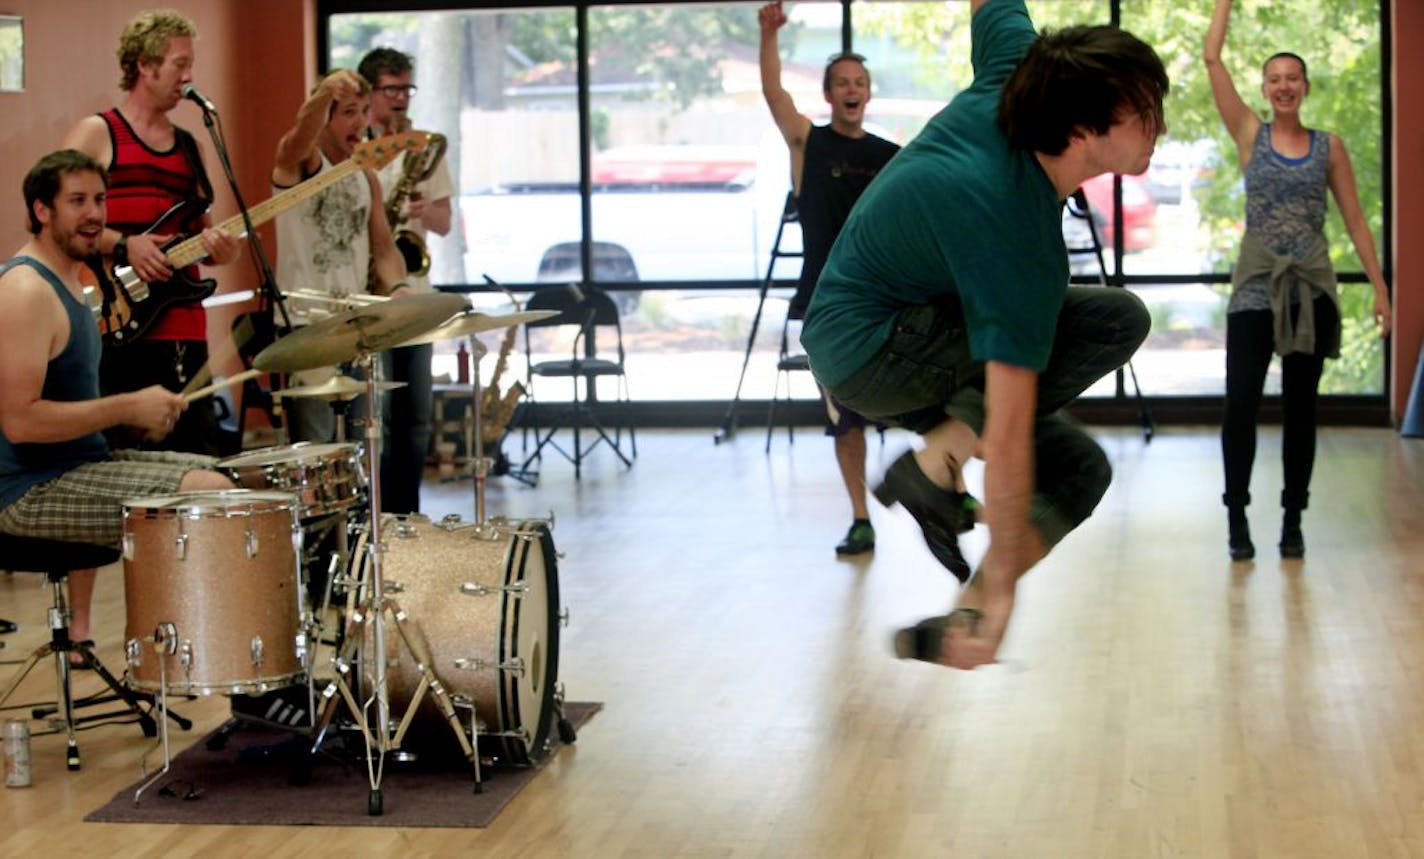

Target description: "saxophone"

left=480, top=288, right=528, bottom=444
left=380, top=121, right=447, bottom=280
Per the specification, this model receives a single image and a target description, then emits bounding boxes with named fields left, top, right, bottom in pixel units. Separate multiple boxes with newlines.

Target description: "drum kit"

left=118, top=293, right=567, bottom=815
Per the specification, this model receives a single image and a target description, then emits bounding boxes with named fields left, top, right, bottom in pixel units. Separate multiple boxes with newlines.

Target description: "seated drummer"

left=0, top=150, right=232, bottom=657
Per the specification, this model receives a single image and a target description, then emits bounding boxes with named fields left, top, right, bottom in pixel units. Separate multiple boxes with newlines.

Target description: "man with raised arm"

left=270, top=69, right=409, bottom=444
left=759, top=1, right=901, bottom=558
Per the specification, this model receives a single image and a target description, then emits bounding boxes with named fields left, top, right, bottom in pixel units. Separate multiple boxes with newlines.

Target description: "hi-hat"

left=397, top=309, right=561, bottom=348
left=275, top=375, right=408, bottom=402
left=254, top=292, right=469, bottom=373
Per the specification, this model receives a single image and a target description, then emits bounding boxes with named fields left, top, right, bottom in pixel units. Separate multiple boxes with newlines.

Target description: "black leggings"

left=1220, top=296, right=1339, bottom=511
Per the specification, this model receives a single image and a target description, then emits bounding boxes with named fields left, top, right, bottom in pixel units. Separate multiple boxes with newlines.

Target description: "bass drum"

left=352, top=515, right=560, bottom=766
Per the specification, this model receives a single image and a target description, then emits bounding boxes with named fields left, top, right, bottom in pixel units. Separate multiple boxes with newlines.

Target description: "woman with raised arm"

left=1204, top=0, right=1390, bottom=562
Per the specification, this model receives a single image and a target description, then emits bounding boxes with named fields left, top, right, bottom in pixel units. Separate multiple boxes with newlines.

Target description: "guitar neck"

left=163, top=159, right=366, bottom=269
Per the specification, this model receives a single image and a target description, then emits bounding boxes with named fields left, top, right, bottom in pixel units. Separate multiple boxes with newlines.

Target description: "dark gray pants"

left=823, top=287, right=1150, bottom=547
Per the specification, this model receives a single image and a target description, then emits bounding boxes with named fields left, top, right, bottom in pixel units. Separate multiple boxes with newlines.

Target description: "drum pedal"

left=231, top=685, right=314, bottom=729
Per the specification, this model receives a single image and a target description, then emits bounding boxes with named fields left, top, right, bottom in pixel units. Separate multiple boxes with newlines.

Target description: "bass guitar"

left=94, top=131, right=429, bottom=346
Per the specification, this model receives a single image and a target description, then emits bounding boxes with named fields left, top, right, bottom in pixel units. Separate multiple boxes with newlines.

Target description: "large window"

left=325, top=0, right=1389, bottom=408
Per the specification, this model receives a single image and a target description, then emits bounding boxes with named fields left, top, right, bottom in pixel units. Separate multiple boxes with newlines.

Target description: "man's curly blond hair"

left=116, top=9, right=196, bottom=92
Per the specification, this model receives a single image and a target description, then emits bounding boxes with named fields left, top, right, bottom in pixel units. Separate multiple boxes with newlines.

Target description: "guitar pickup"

left=114, top=265, right=152, bottom=303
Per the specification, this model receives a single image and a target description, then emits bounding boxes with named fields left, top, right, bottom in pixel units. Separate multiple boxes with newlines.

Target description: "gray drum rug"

left=85, top=702, right=600, bottom=828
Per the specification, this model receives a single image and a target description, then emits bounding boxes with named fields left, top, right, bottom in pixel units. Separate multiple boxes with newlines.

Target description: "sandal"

left=892, top=609, right=983, bottom=663
left=67, top=639, right=96, bottom=670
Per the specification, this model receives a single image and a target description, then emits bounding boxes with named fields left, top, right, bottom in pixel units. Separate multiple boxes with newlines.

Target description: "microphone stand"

left=199, top=102, right=294, bottom=437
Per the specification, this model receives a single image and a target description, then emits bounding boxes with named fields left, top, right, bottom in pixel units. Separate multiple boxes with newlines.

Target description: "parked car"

left=1145, top=139, right=1216, bottom=205
left=461, top=144, right=790, bottom=293
left=1077, top=171, right=1156, bottom=254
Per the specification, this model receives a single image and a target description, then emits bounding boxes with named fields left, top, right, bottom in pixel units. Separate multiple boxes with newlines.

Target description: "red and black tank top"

left=100, top=108, right=208, bottom=341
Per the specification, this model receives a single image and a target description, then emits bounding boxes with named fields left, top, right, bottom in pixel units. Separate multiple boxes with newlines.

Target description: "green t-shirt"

left=802, top=0, right=1068, bottom=387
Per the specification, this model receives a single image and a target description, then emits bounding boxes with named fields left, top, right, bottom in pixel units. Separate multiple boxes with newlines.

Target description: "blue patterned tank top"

left=1230, top=123, right=1331, bottom=313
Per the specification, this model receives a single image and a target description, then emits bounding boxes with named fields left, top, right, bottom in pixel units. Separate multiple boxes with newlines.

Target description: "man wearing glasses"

left=358, top=47, right=454, bottom=516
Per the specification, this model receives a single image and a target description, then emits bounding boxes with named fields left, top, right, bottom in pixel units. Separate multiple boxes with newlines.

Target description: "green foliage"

left=587, top=8, right=758, bottom=110
left=328, top=13, right=417, bottom=70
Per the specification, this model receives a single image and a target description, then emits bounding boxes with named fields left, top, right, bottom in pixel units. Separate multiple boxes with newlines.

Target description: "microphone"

left=181, top=83, right=217, bottom=114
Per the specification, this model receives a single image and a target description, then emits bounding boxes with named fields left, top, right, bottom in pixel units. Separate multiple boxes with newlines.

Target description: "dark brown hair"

left=998, top=25, right=1168, bottom=156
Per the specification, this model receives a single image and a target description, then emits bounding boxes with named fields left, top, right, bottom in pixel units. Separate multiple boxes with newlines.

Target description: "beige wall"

left=0, top=0, right=314, bottom=381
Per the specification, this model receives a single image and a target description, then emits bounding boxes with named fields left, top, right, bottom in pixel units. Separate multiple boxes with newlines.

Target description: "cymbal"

left=254, top=292, right=469, bottom=373
left=274, top=375, right=408, bottom=402
left=398, top=309, right=561, bottom=348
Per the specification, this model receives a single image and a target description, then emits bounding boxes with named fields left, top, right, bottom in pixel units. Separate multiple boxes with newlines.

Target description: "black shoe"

left=873, top=451, right=980, bottom=582
left=1228, top=507, right=1255, bottom=561
left=1279, top=527, right=1305, bottom=559
left=0, top=619, right=16, bottom=635
left=835, top=520, right=875, bottom=556
left=892, top=609, right=983, bottom=663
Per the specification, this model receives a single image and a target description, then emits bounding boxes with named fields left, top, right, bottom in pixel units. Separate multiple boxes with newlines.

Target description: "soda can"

left=4, top=718, right=31, bottom=787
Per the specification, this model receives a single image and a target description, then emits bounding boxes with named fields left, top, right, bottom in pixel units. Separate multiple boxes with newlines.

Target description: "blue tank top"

left=1231, top=123, right=1332, bottom=312
left=0, top=256, right=110, bottom=510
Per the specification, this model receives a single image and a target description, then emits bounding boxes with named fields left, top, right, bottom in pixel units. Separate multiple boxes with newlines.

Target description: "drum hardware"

left=133, top=622, right=179, bottom=805
left=256, top=301, right=482, bottom=814
left=458, top=581, right=527, bottom=598
left=273, top=375, right=407, bottom=402
left=246, top=295, right=575, bottom=810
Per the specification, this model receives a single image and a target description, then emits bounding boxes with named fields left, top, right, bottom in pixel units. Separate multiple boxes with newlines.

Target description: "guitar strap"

left=173, top=127, right=215, bottom=212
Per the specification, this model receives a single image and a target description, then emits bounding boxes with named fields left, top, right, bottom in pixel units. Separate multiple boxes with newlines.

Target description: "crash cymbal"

left=274, top=375, right=408, bottom=402
left=254, top=292, right=469, bottom=373
left=398, top=309, right=561, bottom=348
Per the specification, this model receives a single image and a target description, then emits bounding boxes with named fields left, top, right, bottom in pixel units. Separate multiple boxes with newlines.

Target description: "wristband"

left=112, top=235, right=128, bottom=265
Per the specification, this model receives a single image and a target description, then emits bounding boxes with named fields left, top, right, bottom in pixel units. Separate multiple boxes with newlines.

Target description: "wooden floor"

left=1, top=425, right=1422, bottom=857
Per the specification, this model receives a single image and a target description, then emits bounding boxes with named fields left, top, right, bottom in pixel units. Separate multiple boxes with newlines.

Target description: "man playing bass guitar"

left=60, top=10, right=243, bottom=456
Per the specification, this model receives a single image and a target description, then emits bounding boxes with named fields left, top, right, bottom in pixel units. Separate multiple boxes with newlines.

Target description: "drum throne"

left=0, top=534, right=190, bottom=770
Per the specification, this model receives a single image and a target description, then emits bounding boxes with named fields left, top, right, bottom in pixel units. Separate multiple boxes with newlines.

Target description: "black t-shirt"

left=791, top=124, right=900, bottom=318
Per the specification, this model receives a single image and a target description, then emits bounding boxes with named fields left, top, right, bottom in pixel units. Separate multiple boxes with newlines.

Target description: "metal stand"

left=309, top=351, right=483, bottom=814
left=1066, top=188, right=1155, bottom=442
left=714, top=192, right=802, bottom=444
left=0, top=576, right=188, bottom=775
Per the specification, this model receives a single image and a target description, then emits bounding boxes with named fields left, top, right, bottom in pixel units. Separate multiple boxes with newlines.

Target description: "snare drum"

left=217, top=443, right=364, bottom=519
left=352, top=515, right=561, bottom=765
left=122, top=490, right=306, bottom=695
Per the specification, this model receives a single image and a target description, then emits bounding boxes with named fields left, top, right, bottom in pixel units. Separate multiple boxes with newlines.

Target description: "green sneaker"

left=835, top=520, right=875, bottom=556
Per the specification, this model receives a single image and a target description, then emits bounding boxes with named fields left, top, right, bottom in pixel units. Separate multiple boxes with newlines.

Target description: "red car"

left=1077, top=172, right=1156, bottom=252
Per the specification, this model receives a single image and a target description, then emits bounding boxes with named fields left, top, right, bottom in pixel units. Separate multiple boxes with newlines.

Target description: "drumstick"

left=182, top=368, right=263, bottom=403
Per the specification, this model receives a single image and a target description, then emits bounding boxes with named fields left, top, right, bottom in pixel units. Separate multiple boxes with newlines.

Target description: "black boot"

left=1228, top=506, right=1255, bottom=561
left=1279, top=508, right=1305, bottom=559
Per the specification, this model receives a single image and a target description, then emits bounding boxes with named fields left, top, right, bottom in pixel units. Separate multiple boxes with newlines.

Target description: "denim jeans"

left=823, top=286, right=1150, bottom=547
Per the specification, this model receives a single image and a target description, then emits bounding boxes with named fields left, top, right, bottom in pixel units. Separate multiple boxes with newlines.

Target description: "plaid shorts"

left=0, top=450, right=217, bottom=547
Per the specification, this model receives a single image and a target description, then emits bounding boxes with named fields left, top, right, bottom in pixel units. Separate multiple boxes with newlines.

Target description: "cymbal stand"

left=309, top=350, right=482, bottom=815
